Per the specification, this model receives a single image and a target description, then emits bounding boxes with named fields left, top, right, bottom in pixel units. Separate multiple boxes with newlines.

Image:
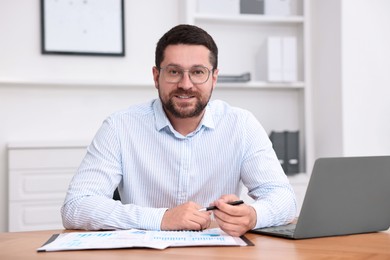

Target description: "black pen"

left=198, top=200, right=244, bottom=212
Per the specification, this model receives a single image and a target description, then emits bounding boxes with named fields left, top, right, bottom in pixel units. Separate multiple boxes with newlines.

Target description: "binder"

left=269, top=131, right=299, bottom=175
left=269, top=131, right=286, bottom=172
left=286, top=131, right=299, bottom=174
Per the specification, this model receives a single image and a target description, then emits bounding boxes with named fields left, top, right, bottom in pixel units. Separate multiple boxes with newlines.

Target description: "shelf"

left=184, top=0, right=312, bottom=175
left=194, top=13, right=304, bottom=24
left=1, top=78, right=304, bottom=90
left=0, top=78, right=153, bottom=89
left=218, top=81, right=305, bottom=89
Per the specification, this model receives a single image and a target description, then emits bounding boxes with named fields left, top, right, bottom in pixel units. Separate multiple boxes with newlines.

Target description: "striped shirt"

left=61, top=99, right=296, bottom=231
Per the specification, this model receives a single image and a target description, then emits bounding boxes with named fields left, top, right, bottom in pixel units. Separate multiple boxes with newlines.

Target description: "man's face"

left=153, top=44, right=218, bottom=119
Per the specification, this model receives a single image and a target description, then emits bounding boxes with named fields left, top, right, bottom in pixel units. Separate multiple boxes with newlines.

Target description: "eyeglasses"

left=159, top=65, right=212, bottom=84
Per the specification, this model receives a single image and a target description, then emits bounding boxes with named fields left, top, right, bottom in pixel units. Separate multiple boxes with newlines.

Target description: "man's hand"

left=161, top=201, right=212, bottom=231
left=212, top=194, right=257, bottom=237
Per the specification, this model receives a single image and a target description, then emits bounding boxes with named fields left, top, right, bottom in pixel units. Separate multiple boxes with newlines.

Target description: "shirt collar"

left=153, top=99, right=215, bottom=135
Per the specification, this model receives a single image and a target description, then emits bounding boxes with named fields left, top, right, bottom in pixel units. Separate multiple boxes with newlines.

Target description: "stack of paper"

left=37, top=228, right=251, bottom=252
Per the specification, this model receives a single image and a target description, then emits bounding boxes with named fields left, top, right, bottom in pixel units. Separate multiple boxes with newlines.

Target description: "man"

left=61, top=24, right=296, bottom=237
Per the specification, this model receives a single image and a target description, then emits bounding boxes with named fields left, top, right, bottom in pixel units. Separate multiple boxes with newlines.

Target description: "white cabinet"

left=179, top=0, right=313, bottom=175
left=7, top=141, right=307, bottom=232
left=8, top=142, right=87, bottom=232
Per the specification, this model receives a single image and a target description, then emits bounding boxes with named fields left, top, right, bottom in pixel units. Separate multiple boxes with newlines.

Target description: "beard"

left=158, top=87, right=213, bottom=119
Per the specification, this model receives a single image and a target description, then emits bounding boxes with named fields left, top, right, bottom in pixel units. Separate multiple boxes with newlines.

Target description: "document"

left=37, top=228, right=251, bottom=252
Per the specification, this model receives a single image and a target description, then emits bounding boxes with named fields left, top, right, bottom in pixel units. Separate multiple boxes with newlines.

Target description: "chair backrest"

left=113, top=188, right=121, bottom=201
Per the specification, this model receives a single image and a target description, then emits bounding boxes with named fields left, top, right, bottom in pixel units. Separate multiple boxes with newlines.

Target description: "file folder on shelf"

left=269, top=131, right=286, bottom=171
left=269, top=130, right=299, bottom=175
left=286, top=131, right=299, bottom=174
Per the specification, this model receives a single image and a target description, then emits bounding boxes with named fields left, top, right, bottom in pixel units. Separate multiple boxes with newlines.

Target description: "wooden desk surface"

left=1, top=229, right=389, bottom=260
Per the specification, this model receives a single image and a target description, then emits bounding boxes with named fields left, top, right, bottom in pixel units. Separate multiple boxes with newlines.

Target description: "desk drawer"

left=9, top=169, right=75, bottom=201
left=9, top=200, right=65, bottom=232
left=8, top=143, right=87, bottom=232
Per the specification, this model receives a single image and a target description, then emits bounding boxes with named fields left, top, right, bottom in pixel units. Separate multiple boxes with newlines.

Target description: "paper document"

left=37, top=228, right=250, bottom=252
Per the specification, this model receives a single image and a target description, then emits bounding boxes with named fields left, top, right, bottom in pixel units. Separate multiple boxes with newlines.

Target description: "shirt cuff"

left=138, top=207, right=168, bottom=230
left=249, top=201, right=273, bottom=229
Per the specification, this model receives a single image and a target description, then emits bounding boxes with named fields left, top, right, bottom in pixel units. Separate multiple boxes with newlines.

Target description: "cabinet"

left=7, top=140, right=307, bottom=232
left=8, top=142, right=87, bottom=232
left=179, top=0, right=313, bottom=176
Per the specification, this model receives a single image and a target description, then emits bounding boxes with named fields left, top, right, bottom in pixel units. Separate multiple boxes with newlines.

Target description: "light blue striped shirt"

left=61, top=99, right=296, bottom=231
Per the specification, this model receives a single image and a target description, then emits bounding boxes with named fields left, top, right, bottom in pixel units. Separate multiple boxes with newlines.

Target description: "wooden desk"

left=1, top=229, right=389, bottom=259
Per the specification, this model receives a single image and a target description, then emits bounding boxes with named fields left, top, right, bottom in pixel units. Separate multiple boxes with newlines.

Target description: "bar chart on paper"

left=37, top=228, right=249, bottom=252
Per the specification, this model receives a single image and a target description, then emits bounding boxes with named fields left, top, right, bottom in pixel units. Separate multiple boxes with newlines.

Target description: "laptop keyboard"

left=261, top=224, right=296, bottom=236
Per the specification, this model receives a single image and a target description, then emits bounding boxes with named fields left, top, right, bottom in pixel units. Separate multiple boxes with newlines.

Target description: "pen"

left=198, top=200, right=244, bottom=212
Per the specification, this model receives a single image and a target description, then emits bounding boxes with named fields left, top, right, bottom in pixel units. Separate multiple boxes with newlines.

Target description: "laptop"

left=251, top=156, right=390, bottom=239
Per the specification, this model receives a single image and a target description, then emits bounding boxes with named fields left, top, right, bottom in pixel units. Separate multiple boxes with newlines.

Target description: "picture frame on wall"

left=40, top=0, right=125, bottom=57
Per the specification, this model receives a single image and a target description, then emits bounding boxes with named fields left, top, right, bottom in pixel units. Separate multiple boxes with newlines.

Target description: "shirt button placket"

left=177, top=138, right=191, bottom=205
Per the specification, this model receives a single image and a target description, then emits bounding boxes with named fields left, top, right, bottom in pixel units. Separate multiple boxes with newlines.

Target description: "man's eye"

left=191, top=69, right=205, bottom=75
left=169, top=69, right=180, bottom=75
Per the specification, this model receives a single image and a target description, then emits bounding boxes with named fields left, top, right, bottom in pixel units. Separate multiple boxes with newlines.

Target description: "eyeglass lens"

left=161, top=65, right=210, bottom=84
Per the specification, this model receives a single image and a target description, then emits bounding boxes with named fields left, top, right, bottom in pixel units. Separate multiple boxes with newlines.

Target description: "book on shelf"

left=218, top=72, right=251, bottom=83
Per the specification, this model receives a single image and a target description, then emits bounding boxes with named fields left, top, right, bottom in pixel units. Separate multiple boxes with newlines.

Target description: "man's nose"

left=178, top=71, right=193, bottom=90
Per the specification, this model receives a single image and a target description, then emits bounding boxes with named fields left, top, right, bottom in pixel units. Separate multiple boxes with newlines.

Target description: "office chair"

left=113, top=188, right=121, bottom=201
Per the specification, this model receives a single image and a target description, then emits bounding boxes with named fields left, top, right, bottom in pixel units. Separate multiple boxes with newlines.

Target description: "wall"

left=311, top=0, right=390, bottom=158
left=0, top=0, right=179, bottom=232
left=342, top=0, right=390, bottom=155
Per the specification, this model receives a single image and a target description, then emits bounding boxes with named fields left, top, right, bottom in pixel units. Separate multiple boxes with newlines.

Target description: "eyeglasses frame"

left=158, top=65, right=214, bottom=85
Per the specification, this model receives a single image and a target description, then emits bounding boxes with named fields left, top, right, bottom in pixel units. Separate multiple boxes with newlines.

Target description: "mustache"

left=170, top=90, right=199, bottom=97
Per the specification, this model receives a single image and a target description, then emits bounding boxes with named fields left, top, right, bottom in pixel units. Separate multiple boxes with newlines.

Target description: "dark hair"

left=155, top=24, right=218, bottom=69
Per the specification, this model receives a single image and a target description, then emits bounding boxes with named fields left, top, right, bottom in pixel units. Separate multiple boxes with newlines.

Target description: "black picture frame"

left=40, top=0, right=125, bottom=57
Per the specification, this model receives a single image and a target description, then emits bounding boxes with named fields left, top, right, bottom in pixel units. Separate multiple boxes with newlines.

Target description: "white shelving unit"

left=180, top=0, right=313, bottom=213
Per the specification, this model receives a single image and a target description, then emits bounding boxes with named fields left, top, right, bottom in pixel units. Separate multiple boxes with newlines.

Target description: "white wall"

left=342, top=0, right=390, bottom=155
left=311, top=0, right=390, bottom=158
left=0, top=0, right=180, bottom=83
left=0, top=0, right=179, bottom=232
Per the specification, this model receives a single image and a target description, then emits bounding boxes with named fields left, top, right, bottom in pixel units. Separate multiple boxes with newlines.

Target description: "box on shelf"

left=267, top=37, right=283, bottom=82
left=197, top=0, right=240, bottom=15
left=266, top=36, right=297, bottom=82
left=240, top=0, right=264, bottom=15
left=282, top=37, right=297, bottom=82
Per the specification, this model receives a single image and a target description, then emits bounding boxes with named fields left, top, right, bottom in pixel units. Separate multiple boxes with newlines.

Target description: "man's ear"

left=212, top=68, right=219, bottom=89
left=152, top=66, right=160, bottom=89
